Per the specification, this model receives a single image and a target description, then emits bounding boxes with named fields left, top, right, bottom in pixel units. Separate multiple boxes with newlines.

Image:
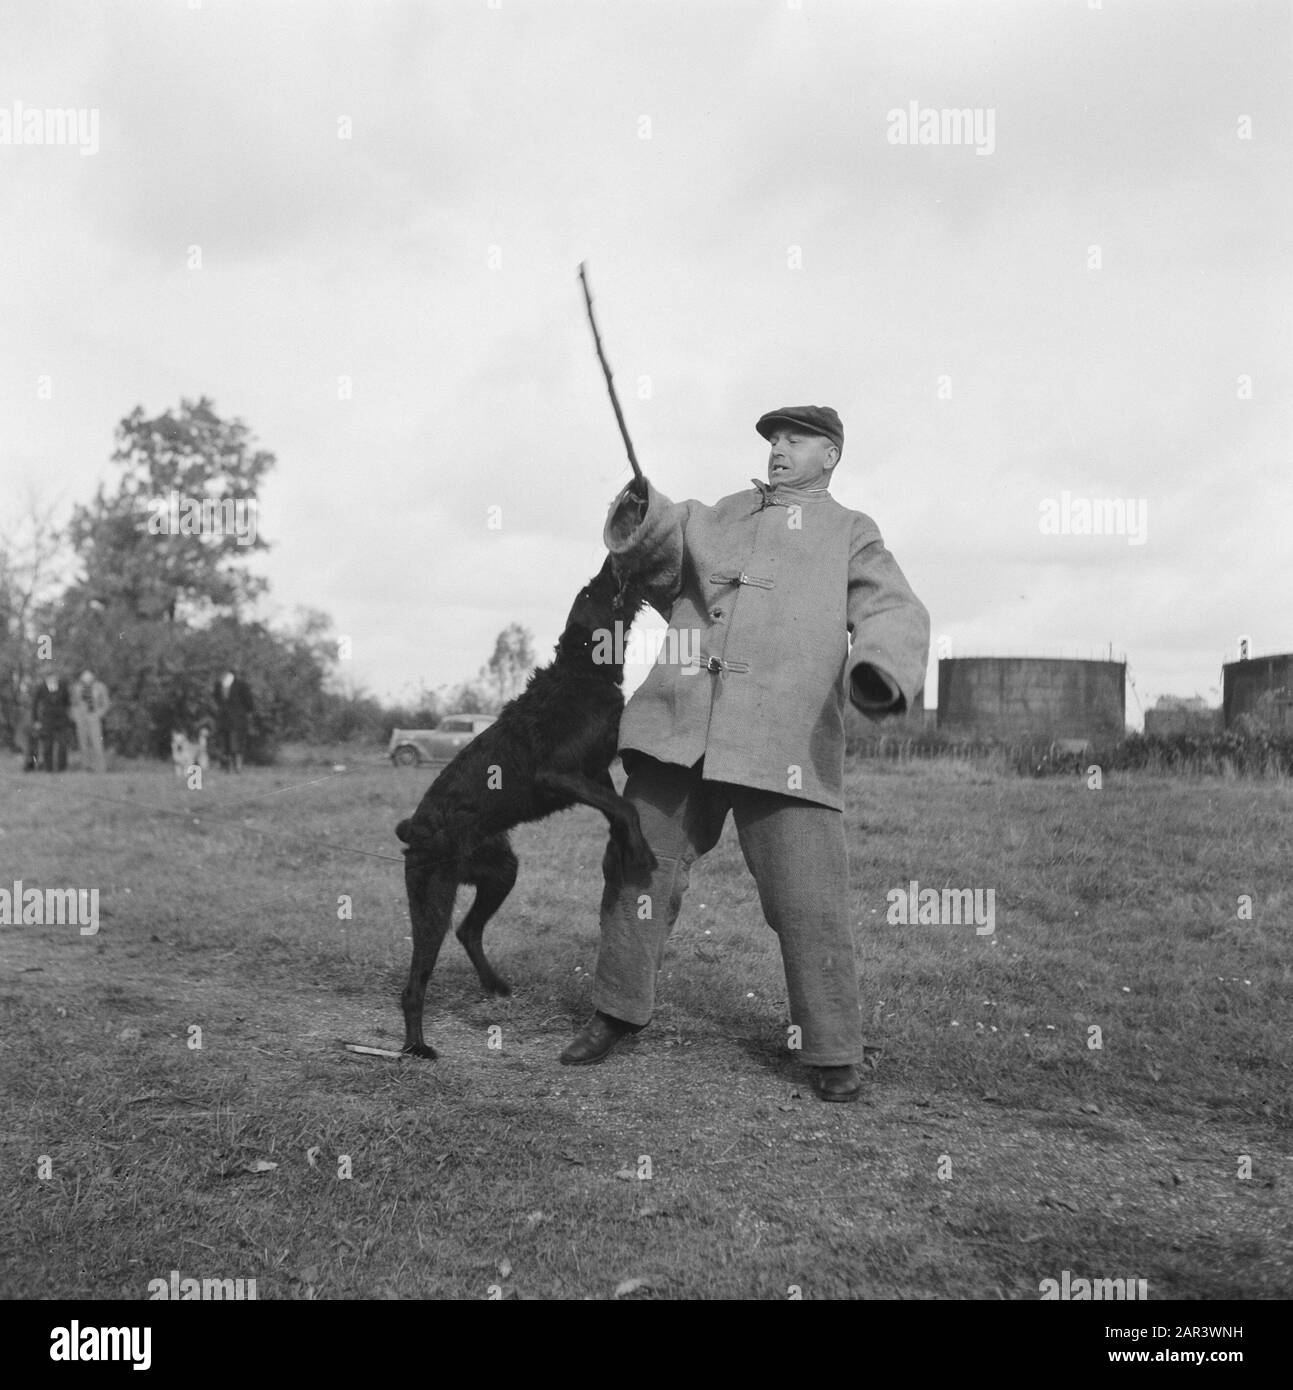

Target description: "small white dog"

left=171, top=728, right=210, bottom=781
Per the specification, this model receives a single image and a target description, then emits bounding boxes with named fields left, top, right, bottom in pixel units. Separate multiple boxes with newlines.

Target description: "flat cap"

left=755, top=405, right=843, bottom=457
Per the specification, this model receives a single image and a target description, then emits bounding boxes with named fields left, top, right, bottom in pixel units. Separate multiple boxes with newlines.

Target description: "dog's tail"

left=395, top=817, right=435, bottom=850
left=395, top=816, right=449, bottom=861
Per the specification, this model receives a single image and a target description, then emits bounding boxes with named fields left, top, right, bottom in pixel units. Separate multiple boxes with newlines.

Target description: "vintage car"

left=388, top=714, right=496, bottom=767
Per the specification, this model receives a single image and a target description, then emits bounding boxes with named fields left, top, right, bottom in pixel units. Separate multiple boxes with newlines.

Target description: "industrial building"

left=1143, top=695, right=1222, bottom=737
left=1222, top=652, right=1293, bottom=730
left=936, top=657, right=1125, bottom=741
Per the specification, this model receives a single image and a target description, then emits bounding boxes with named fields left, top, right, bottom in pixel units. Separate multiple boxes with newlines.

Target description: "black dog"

left=395, top=554, right=655, bottom=1058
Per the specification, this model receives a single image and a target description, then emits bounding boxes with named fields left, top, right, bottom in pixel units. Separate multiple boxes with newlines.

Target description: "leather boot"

left=812, top=1064, right=862, bottom=1102
left=559, top=1011, right=641, bottom=1066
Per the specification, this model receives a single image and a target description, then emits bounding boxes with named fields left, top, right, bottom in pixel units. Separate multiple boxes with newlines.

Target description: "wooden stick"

left=578, top=262, right=644, bottom=484
left=336, top=1039, right=405, bottom=1059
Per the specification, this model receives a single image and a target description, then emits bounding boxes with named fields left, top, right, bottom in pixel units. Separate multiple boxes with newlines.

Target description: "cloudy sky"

left=2, top=0, right=1289, bottom=723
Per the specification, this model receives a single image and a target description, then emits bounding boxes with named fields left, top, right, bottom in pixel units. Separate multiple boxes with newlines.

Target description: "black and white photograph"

left=1, top=0, right=1289, bottom=1337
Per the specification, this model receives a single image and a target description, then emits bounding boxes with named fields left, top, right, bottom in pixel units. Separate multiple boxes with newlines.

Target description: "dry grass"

left=0, top=753, right=1289, bottom=1300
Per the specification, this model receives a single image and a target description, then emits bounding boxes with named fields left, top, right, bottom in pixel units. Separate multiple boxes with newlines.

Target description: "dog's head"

left=561, top=554, right=647, bottom=643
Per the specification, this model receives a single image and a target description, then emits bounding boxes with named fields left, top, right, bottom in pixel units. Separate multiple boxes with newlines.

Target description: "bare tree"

left=481, top=622, right=536, bottom=705
left=0, top=494, right=69, bottom=750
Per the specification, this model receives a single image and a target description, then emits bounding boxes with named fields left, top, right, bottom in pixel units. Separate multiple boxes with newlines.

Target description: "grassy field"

left=1, top=749, right=1289, bottom=1300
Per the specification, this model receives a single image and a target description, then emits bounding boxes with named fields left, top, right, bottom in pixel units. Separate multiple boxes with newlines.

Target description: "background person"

left=30, top=667, right=73, bottom=773
left=212, top=668, right=255, bottom=773
left=71, top=668, right=111, bottom=773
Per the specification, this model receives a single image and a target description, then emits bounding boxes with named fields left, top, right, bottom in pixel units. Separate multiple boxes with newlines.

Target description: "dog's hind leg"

left=456, top=835, right=519, bottom=997
left=400, top=853, right=459, bottom=1059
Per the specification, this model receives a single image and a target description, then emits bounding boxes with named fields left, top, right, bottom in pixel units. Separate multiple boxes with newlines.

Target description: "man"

left=212, top=668, right=254, bottom=773
left=18, top=682, right=36, bottom=770
left=30, top=668, right=73, bottom=773
left=561, top=406, right=930, bottom=1102
left=71, top=668, right=111, bottom=774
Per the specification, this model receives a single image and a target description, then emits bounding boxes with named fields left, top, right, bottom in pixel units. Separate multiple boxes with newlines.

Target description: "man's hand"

left=851, top=664, right=901, bottom=711
left=606, top=474, right=649, bottom=545
left=624, top=472, right=649, bottom=524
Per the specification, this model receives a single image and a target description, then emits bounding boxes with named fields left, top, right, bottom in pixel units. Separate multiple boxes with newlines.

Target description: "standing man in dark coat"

left=560, top=406, right=930, bottom=1102
left=30, top=668, right=73, bottom=772
left=213, top=669, right=255, bottom=773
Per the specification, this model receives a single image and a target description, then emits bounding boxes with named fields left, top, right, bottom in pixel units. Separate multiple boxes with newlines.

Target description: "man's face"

left=765, top=426, right=839, bottom=489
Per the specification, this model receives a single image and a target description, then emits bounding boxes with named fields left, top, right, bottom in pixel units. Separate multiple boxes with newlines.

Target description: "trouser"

left=75, top=714, right=106, bottom=773
left=217, top=725, right=245, bottom=771
left=592, top=753, right=863, bottom=1067
left=36, top=729, right=69, bottom=772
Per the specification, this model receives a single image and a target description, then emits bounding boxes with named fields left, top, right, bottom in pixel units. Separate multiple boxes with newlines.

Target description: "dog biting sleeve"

left=604, top=479, right=689, bottom=617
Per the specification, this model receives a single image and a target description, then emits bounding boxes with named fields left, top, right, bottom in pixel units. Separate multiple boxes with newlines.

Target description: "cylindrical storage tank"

left=1222, top=653, right=1293, bottom=730
left=936, top=657, right=1125, bottom=741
